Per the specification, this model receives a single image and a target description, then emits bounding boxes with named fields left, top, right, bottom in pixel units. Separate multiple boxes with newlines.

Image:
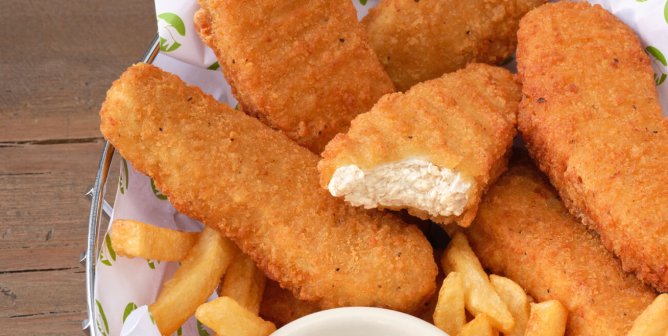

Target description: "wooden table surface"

left=1, top=1, right=156, bottom=334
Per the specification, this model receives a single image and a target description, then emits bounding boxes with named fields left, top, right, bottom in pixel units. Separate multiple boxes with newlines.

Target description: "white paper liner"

left=94, top=1, right=668, bottom=335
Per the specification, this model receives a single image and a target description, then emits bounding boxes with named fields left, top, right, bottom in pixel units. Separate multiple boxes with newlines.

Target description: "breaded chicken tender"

left=259, top=270, right=442, bottom=327
left=319, top=64, right=519, bottom=227
left=259, top=280, right=320, bottom=327
left=99, top=63, right=436, bottom=312
left=195, top=0, right=395, bottom=153
left=516, top=2, right=668, bottom=291
left=362, top=0, right=545, bottom=91
left=466, top=154, right=657, bottom=336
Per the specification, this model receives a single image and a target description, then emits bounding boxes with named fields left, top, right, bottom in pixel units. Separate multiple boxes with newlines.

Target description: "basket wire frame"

left=84, top=35, right=161, bottom=336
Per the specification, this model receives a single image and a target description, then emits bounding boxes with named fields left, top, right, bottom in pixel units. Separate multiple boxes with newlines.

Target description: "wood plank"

left=0, top=0, right=156, bottom=142
left=0, top=141, right=118, bottom=273
left=1, top=311, right=85, bottom=336
left=0, top=268, right=85, bottom=319
left=0, top=0, right=156, bottom=333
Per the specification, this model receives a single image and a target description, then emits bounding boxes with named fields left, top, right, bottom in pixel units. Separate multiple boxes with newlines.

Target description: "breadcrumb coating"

left=363, top=0, right=544, bottom=91
left=516, top=2, right=668, bottom=292
left=466, top=154, right=657, bottom=336
left=319, top=64, right=520, bottom=227
left=195, top=0, right=394, bottom=153
left=99, top=63, right=436, bottom=312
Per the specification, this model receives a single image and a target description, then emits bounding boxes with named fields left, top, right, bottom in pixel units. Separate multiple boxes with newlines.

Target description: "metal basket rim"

left=84, top=35, right=161, bottom=336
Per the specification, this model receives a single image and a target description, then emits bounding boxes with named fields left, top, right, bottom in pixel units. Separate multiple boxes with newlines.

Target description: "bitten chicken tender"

left=99, top=63, right=436, bottom=312
left=466, top=154, right=657, bottom=336
left=195, top=0, right=395, bottom=153
left=516, top=2, right=668, bottom=291
left=319, top=64, right=519, bottom=227
left=362, top=0, right=545, bottom=91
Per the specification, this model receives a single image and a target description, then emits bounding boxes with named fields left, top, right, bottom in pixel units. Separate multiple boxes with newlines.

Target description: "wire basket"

left=83, top=36, right=161, bottom=336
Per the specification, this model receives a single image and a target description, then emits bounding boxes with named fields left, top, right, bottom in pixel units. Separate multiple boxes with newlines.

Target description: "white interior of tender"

left=328, top=159, right=471, bottom=217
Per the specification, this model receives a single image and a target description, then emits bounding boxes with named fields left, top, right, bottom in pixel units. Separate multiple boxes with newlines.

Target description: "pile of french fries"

left=110, top=220, right=275, bottom=336
left=434, top=232, right=668, bottom=336
left=433, top=232, right=568, bottom=336
left=110, top=220, right=668, bottom=336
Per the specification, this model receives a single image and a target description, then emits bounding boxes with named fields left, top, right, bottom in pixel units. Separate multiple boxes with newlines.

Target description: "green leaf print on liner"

left=646, top=46, right=668, bottom=86
left=158, top=13, right=186, bottom=35
left=158, top=13, right=186, bottom=52
left=360, top=0, right=368, bottom=5
left=207, top=61, right=220, bottom=70
left=197, top=320, right=210, bottom=336
left=665, top=0, right=668, bottom=24
left=647, top=46, right=667, bottom=66
left=96, top=299, right=110, bottom=336
left=106, top=233, right=116, bottom=261
left=99, top=233, right=116, bottom=266
left=119, top=158, right=129, bottom=194
left=176, top=327, right=183, bottom=336
left=147, top=259, right=161, bottom=269
left=151, top=179, right=168, bottom=200
left=159, top=38, right=181, bottom=52
left=122, top=302, right=138, bottom=323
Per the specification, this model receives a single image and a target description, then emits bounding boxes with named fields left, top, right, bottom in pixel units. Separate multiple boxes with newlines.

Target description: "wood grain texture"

left=0, top=0, right=155, bottom=142
left=0, top=0, right=155, bottom=334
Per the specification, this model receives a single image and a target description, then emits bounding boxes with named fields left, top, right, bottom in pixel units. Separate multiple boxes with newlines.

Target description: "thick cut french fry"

left=525, top=300, right=568, bottom=336
left=110, top=219, right=199, bottom=261
left=627, top=294, right=668, bottom=336
left=433, top=272, right=466, bottom=335
left=490, top=275, right=530, bottom=336
left=441, top=232, right=514, bottom=333
left=149, top=227, right=238, bottom=335
left=459, top=313, right=497, bottom=336
left=220, top=253, right=267, bottom=315
left=196, top=297, right=276, bottom=336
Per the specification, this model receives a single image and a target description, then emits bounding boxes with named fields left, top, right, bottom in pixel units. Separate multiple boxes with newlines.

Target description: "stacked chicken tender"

left=363, top=0, right=545, bottom=91
left=98, top=0, right=668, bottom=335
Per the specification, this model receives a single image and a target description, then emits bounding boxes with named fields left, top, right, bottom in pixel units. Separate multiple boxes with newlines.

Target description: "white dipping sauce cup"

left=272, top=307, right=449, bottom=336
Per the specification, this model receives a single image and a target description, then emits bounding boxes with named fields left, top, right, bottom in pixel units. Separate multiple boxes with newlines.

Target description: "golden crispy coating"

left=195, top=0, right=394, bottom=153
left=99, top=63, right=436, bottom=312
left=260, top=269, right=443, bottom=328
left=516, top=2, right=668, bottom=291
left=259, top=280, right=320, bottom=327
left=466, top=155, right=657, bottom=336
left=362, top=0, right=544, bottom=91
left=319, top=64, right=520, bottom=227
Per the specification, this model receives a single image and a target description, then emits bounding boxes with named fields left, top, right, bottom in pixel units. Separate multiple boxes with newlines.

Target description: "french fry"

left=627, top=294, right=668, bottom=336
left=459, top=313, right=498, bottom=336
left=196, top=297, right=276, bottom=336
left=433, top=272, right=466, bottom=335
left=110, top=219, right=199, bottom=261
left=441, top=232, right=514, bottom=333
left=525, top=300, right=568, bottom=336
left=220, top=252, right=267, bottom=315
left=149, top=227, right=238, bottom=335
left=489, top=275, right=530, bottom=336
